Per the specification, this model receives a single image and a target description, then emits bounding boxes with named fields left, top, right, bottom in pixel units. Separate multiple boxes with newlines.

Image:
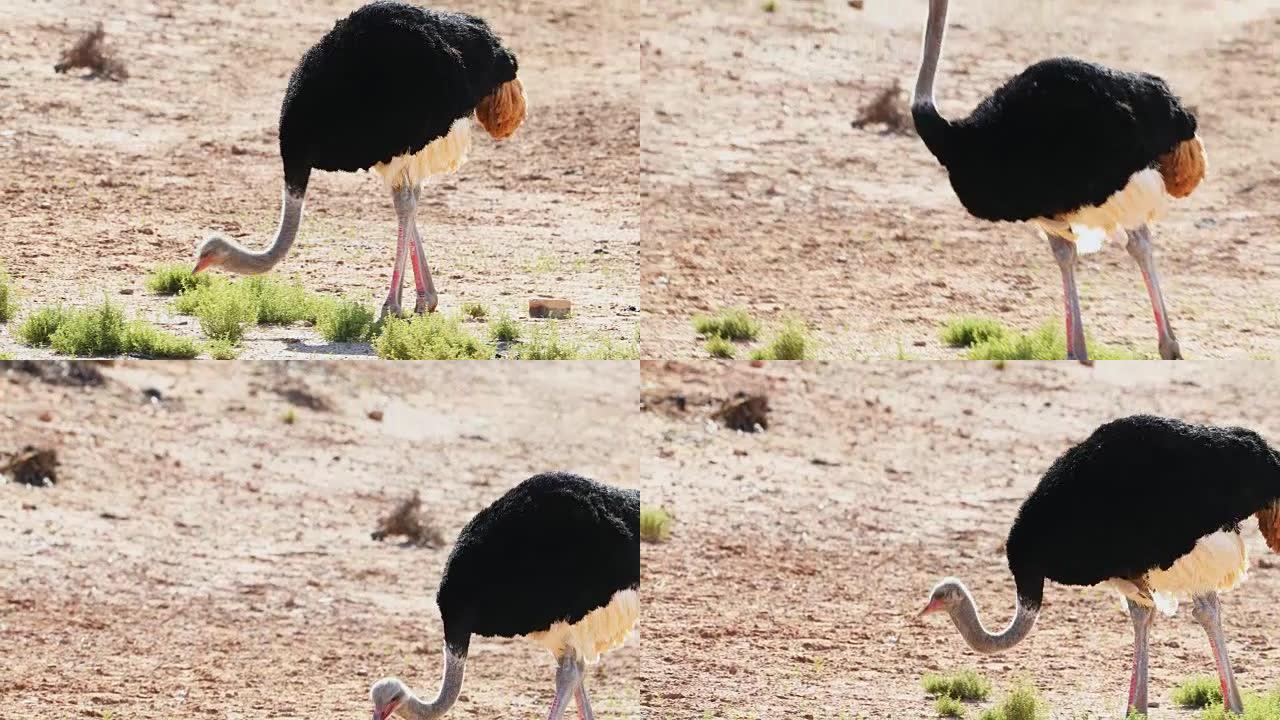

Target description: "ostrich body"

left=921, top=415, right=1280, bottom=716
left=194, top=1, right=527, bottom=319
left=370, top=472, right=639, bottom=720
left=911, top=0, right=1206, bottom=361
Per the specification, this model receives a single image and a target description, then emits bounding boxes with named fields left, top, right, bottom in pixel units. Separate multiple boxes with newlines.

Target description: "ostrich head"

left=916, top=576, right=1039, bottom=654
left=192, top=235, right=235, bottom=274
left=918, top=577, right=967, bottom=618
left=192, top=190, right=304, bottom=275
left=371, top=677, right=409, bottom=720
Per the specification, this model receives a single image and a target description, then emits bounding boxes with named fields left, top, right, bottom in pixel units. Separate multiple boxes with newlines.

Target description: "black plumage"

left=279, top=1, right=519, bottom=194
left=435, top=472, right=640, bottom=656
left=913, top=57, right=1197, bottom=223
left=1006, top=415, right=1280, bottom=609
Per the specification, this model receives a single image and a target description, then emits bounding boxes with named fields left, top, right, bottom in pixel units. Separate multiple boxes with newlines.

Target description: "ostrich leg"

left=381, top=186, right=414, bottom=320
left=1126, top=599, right=1154, bottom=716
left=405, top=184, right=439, bottom=314
left=1048, top=233, right=1090, bottom=363
left=546, top=652, right=584, bottom=720
left=574, top=670, right=596, bottom=720
left=1192, top=593, right=1244, bottom=714
left=1126, top=225, right=1182, bottom=360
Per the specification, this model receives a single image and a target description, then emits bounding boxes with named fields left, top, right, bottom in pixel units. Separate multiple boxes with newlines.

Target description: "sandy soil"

left=640, top=360, right=1280, bottom=718
left=642, top=0, right=1280, bottom=360
left=0, top=0, right=639, bottom=359
left=0, top=361, right=640, bottom=718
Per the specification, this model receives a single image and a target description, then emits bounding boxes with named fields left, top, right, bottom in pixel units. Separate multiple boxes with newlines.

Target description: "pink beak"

left=916, top=598, right=945, bottom=620
left=192, top=255, right=215, bottom=274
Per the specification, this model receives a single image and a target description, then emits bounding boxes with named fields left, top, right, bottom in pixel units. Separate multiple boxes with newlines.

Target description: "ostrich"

left=370, top=472, right=639, bottom=720
left=193, top=1, right=527, bottom=320
left=919, top=415, right=1280, bottom=716
left=910, top=0, right=1206, bottom=361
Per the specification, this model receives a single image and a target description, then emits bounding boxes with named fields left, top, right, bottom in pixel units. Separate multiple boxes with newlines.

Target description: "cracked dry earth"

left=0, top=0, right=639, bottom=358
left=642, top=0, right=1280, bottom=359
left=0, top=361, right=640, bottom=718
left=640, top=360, right=1280, bottom=718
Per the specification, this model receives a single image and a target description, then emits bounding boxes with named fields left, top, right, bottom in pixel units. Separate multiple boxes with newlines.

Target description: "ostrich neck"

left=221, top=188, right=304, bottom=274
left=913, top=0, right=950, bottom=109
left=948, top=586, right=1038, bottom=654
left=399, top=646, right=466, bottom=720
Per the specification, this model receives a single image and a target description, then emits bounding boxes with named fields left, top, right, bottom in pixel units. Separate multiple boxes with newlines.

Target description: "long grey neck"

left=399, top=646, right=466, bottom=720
left=947, top=584, right=1038, bottom=654
left=913, top=0, right=950, bottom=109
left=221, top=188, right=304, bottom=274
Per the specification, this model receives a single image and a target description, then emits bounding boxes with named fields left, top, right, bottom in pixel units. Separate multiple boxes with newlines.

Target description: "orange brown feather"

left=475, top=78, right=527, bottom=140
left=1157, top=135, right=1206, bottom=199
left=1257, top=501, right=1280, bottom=553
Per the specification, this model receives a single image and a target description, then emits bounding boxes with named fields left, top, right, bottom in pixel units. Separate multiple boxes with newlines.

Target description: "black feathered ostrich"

left=193, top=1, right=527, bottom=319
left=920, top=415, right=1280, bottom=716
left=370, top=472, right=639, bottom=720
left=910, top=0, right=1207, bottom=361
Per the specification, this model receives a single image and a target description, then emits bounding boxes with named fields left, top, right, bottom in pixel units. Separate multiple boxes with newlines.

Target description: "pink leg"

left=547, top=653, right=582, bottom=720
left=1193, top=593, right=1244, bottom=714
left=575, top=683, right=595, bottom=720
left=406, top=185, right=438, bottom=314
left=1048, top=233, right=1090, bottom=364
left=381, top=219, right=408, bottom=320
left=1126, top=599, right=1153, bottom=715
left=1126, top=224, right=1182, bottom=360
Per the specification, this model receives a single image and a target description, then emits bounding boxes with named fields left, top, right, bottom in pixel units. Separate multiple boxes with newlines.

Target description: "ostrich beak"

left=916, top=598, right=945, bottom=620
left=192, top=255, right=215, bottom=274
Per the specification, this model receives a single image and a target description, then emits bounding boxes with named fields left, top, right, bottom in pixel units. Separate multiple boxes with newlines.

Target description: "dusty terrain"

left=0, top=0, right=639, bottom=358
left=641, top=360, right=1280, bottom=718
left=0, top=361, right=640, bottom=718
left=642, top=0, right=1280, bottom=359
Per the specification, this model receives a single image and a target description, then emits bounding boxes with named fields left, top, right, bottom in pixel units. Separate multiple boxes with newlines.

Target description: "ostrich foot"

left=379, top=300, right=403, bottom=322
left=414, top=291, right=438, bottom=315
left=1159, top=335, right=1182, bottom=361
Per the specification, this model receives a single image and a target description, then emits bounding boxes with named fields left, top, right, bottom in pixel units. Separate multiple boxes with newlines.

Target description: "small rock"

left=368, top=410, right=384, bottom=422
left=119, top=288, right=134, bottom=295
left=849, top=0, right=864, bottom=8
left=38, top=410, right=53, bottom=422
left=529, top=298, right=572, bottom=319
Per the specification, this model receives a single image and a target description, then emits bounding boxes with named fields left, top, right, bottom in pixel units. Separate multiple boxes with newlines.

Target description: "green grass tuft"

left=0, top=353, right=11, bottom=360
left=516, top=322, right=579, bottom=360
left=373, top=314, right=493, bottom=360
left=706, top=335, right=736, bottom=358
left=640, top=505, right=673, bottom=543
left=205, top=339, right=239, bottom=360
left=144, top=264, right=210, bottom=296
left=460, top=302, right=488, bottom=319
left=315, top=299, right=375, bottom=343
left=1175, top=677, right=1224, bottom=709
left=17, top=306, right=71, bottom=346
left=584, top=333, right=640, bottom=360
left=762, top=0, right=778, bottom=11
left=1196, top=689, right=1280, bottom=720
left=942, top=317, right=1007, bottom=348
left=189, top=284, right=259, bottom=343
left=0, top=267, right=17, bottom=324
left=48, top=300, right=127, bottom=356
left=282, top=408, right=297, bottom=425
left=936, top=695, right=966, bottom=718
left=121, top=321, right=199, bottom=359
left=241, top=276, right=316, bottom=325
left=977, top=681, right=1045, bottom=720
left=488, top=313, right=521, bottom=343
left=964, top=321, right=1145, bottom=361
left=922, top=670, right=991, bottom=702
left=693, top=308, right=761, bottom=341
left=750, top=320, right=812, bottom=360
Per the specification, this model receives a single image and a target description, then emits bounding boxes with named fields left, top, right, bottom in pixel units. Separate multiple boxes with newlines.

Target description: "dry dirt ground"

left=641, top=360, right=1280, bottom=718
left=0, top=0, right=639, bottom=359
left=0, top=361, right=641, bottom=718
left=642, top=0, right=1280, bottom=360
